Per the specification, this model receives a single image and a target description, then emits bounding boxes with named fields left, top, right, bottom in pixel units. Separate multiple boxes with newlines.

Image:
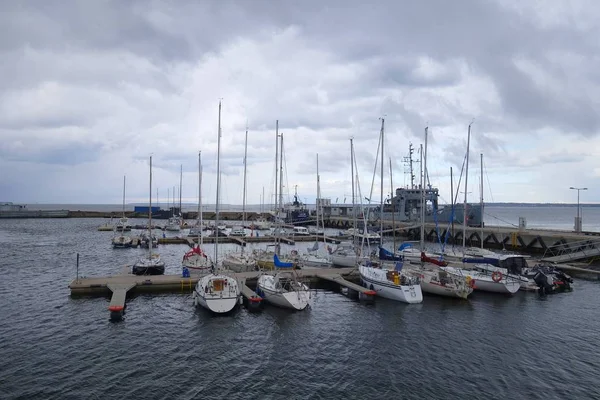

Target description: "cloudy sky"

left=1, top=0, right=598, bottom=207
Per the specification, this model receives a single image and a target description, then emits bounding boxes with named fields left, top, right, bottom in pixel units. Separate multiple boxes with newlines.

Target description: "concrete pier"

left=158, top=235, right=341, bottom=246
left=69, top=267, right=361, bottom=318
left=315, top=273, right=376, bottom=303
left=107, top=282, right=136, bottom=320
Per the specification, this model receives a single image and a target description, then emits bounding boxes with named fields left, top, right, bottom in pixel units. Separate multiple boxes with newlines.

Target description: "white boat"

left=222, top=253, right=257, bottom=272
left=359, top=263, right=423, bottom=304
left=183, top=246, right=212, bottom=272
left=133, top=156, right=165, bottom=276
left=228, top=226, right=246, bottom=237
left=193, top=101, right=240, bottom=314
left=329, top=242, right=367, bottom=267
left=112, top=234, right=132, bottom=249
left=187, top=225, right=204, bottom=237
left=396, top=242, right=439, bottom=263
left=295, top=249, right=332, bottom=268
left=139, top=232, right=158, bottom=249
left=193, top=274, right=240, bottom=313
left=344, top=228, right=380, bottom=242
left=308, top=227, right=325, bottom=235
left=115, top=216, right=131, bottom=232
left=183, top=152, right=211, bottom=272
left=254, top=217, right=272, bottom=230
left=292, top=226, right=311, bottom=236
left=165, top=216, right=182, bottom=232
left=402, top=259, right=473, bottom=299
left=257, top=268, right=312, bottom=310
left=116, top=179, right=131, bottom=232
left=442, top=266, right=521, bottom=294
left=133, top=254, right=166, bottom=275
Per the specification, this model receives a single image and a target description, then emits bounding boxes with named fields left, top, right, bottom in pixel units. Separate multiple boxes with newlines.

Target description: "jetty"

left=157, top=235, right=341, bottom=247
left=69, top=267, right=374, bottom=320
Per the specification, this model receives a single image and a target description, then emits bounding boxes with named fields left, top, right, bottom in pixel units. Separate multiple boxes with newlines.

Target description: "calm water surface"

left=1, top=218, right=599, bottom=399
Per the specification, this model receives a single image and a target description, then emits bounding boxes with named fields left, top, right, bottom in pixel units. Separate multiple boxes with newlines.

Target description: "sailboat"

left=132, top=156, right=166, bottom=275
left=330, top=138, right=365, bottom=268
left=192, top=101, right=241, bottom=314
left=112, top=176, right=133, bottom=248
left=257, top=255, right=312, bottom=310
left=358, top=118, right=423, bottom=304
left=183, top=151, right=212, bottom=272
left=114, top=175, right=131, bottom=232
left=257, top=123, right=312, bottom=311
left=297, top=153, right=331, bottom=268
left=444, top=124, right=520, bottom=294
left=223, top=125, right=257, bottom=273
left=165, top=171, right=183, bottom=232
left=397, top=127, right=473, bottom=299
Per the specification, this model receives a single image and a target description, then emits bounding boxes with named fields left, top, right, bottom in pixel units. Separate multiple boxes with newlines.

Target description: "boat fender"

left=492, top=271, right=503, bottom=283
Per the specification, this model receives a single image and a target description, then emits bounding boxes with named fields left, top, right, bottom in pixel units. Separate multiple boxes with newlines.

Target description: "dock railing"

left=541, top=237, right=600, bottom=263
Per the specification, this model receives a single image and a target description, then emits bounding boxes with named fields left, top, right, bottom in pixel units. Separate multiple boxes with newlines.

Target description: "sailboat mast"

left=450, top=167, right=454, bottom=239
left=379, top=118, right=385, bottom=246
left=274, top=120, right=279, bottom=214
left=279, top=134, right=284, bottom=213
left=198, top=151, right=203, bottom=247
left=149, top=156, right=153, bottom=259
left=480, top=153, right=484, bottom=249
left=215, top=101, right=222, bottom=268
left=122, top=175, right=126, bottom=218
left=242, top=124, right=248, bottom=228
left=420, top=138, right=425, bottom=250
left=462, top=123, right=472, bottom=250
left=179, top=165, right=183, bottom=220
left=316, top=153, right=320, bottom=239
left=351, top=138, right=356, bottom=233
left=389, top=158, right=396, bottom=251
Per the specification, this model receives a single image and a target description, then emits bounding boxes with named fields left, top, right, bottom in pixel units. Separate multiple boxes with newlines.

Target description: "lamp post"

left=569, top=187, right=587, bottom=232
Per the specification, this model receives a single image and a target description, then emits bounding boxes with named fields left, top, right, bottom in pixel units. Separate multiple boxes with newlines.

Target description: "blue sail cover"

left=379, top=246, right=402, bottom=261
left=274, top=254, right=294, bottom=268
left=398, top=242, right=414, bottom=251
left=462, top=257, right=499, bottom=265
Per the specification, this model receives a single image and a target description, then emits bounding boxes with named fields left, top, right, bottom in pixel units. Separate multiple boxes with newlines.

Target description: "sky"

left=1, top=0, right=599, bottom=206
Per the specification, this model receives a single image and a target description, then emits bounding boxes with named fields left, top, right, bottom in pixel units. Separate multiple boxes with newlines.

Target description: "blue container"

left=182, top=267, right=190, bottom=278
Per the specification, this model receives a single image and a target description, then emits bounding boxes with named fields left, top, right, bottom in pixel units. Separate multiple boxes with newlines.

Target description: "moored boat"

left=257, top=255, right=312, bottom=310
left=359, top=261, right=423, bottom=304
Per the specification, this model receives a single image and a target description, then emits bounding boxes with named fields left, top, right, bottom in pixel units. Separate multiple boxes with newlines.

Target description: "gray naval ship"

left=370, top=185, right=483, bottom=227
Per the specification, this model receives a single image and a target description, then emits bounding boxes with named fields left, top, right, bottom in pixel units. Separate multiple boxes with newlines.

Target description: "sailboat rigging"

left=132, top=156, right=165, bottom=275
left=192, top=101, right=241, bottom=314
left=183, top=151, right=211, bottom=271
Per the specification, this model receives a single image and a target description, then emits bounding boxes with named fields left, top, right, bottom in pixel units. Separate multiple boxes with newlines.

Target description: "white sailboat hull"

left=222, top=255, right=257, bottom=273
left=420, top=278, right=471, bottom=299
left=471, top=277, right=521, bottom=294
left=442, top=267, right=521, bottom=294
left=193, top=274, right=240, bottom=313
left=330, top=254, right=357, bottom=267
left=257, top=274, right=312, bottom=310
left=359, top=266, right=423, bottom=304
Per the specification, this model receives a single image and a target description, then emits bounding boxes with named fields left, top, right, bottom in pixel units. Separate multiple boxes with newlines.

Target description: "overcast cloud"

left=1, top=0, right=599, bottom=206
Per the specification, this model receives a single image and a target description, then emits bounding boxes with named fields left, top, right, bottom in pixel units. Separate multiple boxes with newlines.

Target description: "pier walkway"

left=69, top=267, right=363, bottom=319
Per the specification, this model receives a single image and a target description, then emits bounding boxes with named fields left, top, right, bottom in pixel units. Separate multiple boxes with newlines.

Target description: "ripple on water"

left=1, top=218, right=600, bottom=399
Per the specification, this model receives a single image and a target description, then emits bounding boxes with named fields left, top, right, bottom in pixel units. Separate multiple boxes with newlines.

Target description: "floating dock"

left=157, top=235, right=341, bottom=247
left=69, top=267, right=372, bottom=319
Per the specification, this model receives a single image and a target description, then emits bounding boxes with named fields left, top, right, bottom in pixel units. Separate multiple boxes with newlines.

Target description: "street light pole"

left=569, top=186, right=588, bottom=232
